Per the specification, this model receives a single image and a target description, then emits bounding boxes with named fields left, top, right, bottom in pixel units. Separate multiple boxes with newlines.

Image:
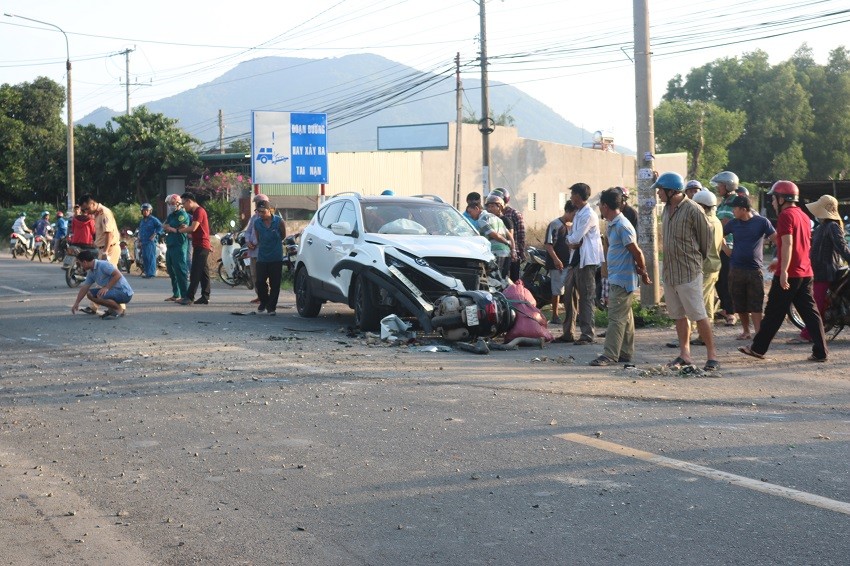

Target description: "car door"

left=325, top=200, right=360, bottom=298
left=301, top=200, right=343, bottom=296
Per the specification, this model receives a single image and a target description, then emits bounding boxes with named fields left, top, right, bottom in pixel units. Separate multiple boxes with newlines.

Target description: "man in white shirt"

left=560, top=182, right=604, bottom=345
left=12, top=212, right=33, bottom=249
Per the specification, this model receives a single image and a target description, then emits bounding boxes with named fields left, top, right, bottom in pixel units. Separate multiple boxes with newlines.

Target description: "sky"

left=3, top=0, right=850, bottom=151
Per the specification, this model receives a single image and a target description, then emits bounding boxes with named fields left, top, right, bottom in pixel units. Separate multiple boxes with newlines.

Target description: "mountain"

left=77, top=54, right=606, bottom=153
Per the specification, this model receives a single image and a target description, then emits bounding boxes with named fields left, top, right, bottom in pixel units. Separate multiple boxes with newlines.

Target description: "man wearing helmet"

left=12, top=212, right=33, bottom=249
left=34, top=211, right=53, bottom=248
left=490, top=188, right=526, bottom=280
left=162, top=194, right=191, bottom=301
left=711, top=171, right=740, bottom=326
left=137, top=203, right=164, bottom=278
left=739, top=181, right=828, bottom=362
left=691, top=189, right=724, bottom=343
left=653, top=172, right=720, bottom=371
left=684, top=180, right=703, bottom=200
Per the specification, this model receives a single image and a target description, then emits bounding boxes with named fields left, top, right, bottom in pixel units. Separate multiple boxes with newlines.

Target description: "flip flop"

left=738, top=346, right=765, bottom=360
left=80, top=306, right=97, bottom=315
left=703, top=359, right=720, bottom=371
left=807, top=354, right=827, bottom=363
left=666, top=356, right=693, bottom=369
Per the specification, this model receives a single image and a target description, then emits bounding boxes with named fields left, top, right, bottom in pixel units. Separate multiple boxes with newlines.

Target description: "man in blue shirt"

left=722, top=195, right=776, bottom=340
left=70, top=249, right=134, bottom=319
left=590, top=188, right=652, bottom=366
left=138, top=203, right=164, bottom=278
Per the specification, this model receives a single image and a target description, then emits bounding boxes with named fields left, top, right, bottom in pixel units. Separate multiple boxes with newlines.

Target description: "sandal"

left=735, top=333, right=751, bottom=341
left=724, top=315, right=737, bottom=327
left=738, top=346, right=765, bottom=360
left=807, top=354, right=827, bottom=363
left=666, top=356, right=693, bottom=369
left=80, top=306, right=97, bottom=315
left=703, top=359, right=720, bottom=371
left=164, top=296, right=178, bottom=302
left=589, top=355, right=614, bottom=367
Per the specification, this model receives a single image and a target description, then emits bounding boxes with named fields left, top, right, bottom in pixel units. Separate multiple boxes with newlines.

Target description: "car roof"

left=326, top=193, right=448, bottom=207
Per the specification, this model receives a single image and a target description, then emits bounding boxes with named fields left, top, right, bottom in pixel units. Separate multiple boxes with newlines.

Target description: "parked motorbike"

left=62, top=244, right=88, bottom=287
left=53, top=236, right=68, bottom=263
left=217, top=220, right=254, bottom=289
left=430, top=290, right=515, bottom=341
left=10, top=233, right=31, bottom=259
left=118, top=239, right=133, bottom=273
left=282, top=231, right=301, bottom=281
left=132, top=230, right=166, bottom=274
left=788, top=268, right=850, bottom=340
left=519, top=246, right=552, bottom=308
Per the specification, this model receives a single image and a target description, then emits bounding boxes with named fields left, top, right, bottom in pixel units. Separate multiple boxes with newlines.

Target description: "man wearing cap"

left=162, top=194, right=191, bottom=301
left=654, top=172, right=720, bottom=371
left=177, top=192, right=211, bottom=305
left=740, top=181, right=827, bottom=362
left=79, top=194, right=120, bottom=266
left=721, top=195, right=776, bottom=340
left=244, top=193, right=270, bottom=304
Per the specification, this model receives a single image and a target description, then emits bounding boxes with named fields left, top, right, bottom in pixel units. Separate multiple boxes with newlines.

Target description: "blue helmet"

left=141, top=203, right=153, bottom=211
left=651, top=172, right=685, bottom=191
left=380, top=189, right=394, bottom=196
left=41, top=210, right=49, bottom=218
left=736, top=186, right=750, bottom=196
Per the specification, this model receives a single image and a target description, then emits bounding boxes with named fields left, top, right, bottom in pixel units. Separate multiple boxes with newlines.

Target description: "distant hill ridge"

left=78, top=53, right=611, bottom=153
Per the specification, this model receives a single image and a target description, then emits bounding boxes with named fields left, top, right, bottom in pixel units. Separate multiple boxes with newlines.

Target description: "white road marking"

left=0, top=285, right=31, bottom=295
left=557, top=432, right=850, bottom=516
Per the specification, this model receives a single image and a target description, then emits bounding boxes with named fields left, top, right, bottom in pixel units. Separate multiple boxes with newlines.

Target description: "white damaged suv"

left=293, top=193, right=500, bottom=331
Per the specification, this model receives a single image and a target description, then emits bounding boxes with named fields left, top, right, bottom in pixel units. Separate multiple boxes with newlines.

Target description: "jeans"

left=563, top=264, right=597, bottom=341
left=602, top=284, right=634, bottom=361
left=750, top=276, right=827, bottom=359
left=255, top=261, right=283, bottom=312
left=187, top=247, right=211, bottom=301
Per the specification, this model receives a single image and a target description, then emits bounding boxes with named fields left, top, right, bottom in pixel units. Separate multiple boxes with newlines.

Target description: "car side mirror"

left=331, top=222, right=353, bottom=236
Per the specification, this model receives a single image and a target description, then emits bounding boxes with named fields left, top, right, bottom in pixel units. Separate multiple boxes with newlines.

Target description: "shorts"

left=664, top=276, right=708, bottom=321
left=90, top=287, right=133, bottom=305
left=729, top=268, right=765, bottom=314
left=549, top=268, right=570, bottom=296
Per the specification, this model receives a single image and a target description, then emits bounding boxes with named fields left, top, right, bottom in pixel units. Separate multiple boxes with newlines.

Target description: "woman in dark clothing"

left=248, top=201, right=287, bottom=315
left=793, top=195, right=850, bottom=343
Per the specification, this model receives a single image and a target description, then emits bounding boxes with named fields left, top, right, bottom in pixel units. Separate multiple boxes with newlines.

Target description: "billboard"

left=377, top=123, right=449, bottom=151
left=251, top=111, right=328, bottom=184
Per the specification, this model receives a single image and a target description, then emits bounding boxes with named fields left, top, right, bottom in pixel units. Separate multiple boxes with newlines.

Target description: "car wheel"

left=295, top=267, right=321, bottom=317
left=353, top=276, right=381, bottom=331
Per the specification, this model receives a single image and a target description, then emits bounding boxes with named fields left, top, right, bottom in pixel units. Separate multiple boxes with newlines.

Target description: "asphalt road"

left=1, top=254, right=848, bottom=565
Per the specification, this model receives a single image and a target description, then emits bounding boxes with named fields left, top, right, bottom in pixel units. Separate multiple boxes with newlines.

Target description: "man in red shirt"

left=739, top=181, right=827, bottom=362
left=177, top=192, right=211, bottom=305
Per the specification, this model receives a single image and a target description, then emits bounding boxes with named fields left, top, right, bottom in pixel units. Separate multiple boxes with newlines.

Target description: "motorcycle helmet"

left=141, top=203, right=153, bottom=211
left=685, top=180, right=703, bottom=191
left=766, top=180, right=799, bottom=203
left=651, top=172, right=685, bottom=191
left=165, top=193, right=182, bottom=206
left=253, top=193, right=269, bottom=204
left=18, top=211, right=26, bottom=218
left=41, top=210, right=49, bottom=218
left=491, top=187, right=511, bottom=204
left=736, top=186, right=750, bottom=196
left=710, top=171, right=739, bottom=193
left=692, top=189, right=717, bottom=208
left=56, top=210, right=64, bottom=217
left=380, top=189, right=395, bottom=196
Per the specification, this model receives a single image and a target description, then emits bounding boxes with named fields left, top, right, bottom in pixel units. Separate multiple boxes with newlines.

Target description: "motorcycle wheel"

left=787, top=303, right=805, bottom=330
left=295, top=267, right=322, bottom=317
left=353, top=277, right=381, bottom=331
left=217, top=262, right=237, bottom=286
left=65, top=264, right=84, bottom=288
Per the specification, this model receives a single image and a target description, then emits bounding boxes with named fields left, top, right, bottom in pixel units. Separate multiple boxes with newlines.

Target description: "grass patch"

left=594, top=300, right=672, bottom=329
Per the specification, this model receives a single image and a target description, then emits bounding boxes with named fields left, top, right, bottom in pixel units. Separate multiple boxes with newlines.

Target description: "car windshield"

left=361, top=202, right=478, bottom=237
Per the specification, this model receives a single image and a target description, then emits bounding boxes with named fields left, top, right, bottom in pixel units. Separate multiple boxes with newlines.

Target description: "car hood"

left=364, top=234, right=494, bottom=261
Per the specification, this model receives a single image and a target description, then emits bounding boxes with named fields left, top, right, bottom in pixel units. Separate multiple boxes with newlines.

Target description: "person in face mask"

left=161, top=194, right=191, bottom=301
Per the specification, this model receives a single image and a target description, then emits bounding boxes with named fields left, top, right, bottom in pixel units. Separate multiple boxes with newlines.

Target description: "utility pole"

left=453, top=53, right=463, bottom=210
left=634, top=0, right=660, bottom=305
left=478, top=0, right=494, bottom=195
left=219, top=109, right=225, bottom=154
left=118, top=48, right=135, bottom=115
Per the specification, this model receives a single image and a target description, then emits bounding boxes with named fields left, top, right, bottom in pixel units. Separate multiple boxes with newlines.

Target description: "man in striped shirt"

left=590, top=188, right=652, bottom=366
left=654, top=172, right=720, bottom=372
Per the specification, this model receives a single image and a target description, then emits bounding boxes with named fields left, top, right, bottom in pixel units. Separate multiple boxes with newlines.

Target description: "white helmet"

left=692, top=189, right=717, bottom=208
left=710, top=171, right=739, bottom=193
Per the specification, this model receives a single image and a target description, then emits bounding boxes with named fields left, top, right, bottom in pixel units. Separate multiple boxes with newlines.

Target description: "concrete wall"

left=324, top=123, right=687, bottom=229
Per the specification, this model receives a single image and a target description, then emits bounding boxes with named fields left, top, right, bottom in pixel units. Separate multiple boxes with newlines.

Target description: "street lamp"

left=5, top=13, right=75, bottom=214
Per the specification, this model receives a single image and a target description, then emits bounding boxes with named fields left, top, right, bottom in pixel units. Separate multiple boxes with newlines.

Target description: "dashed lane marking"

left=0, top=285, right=31, bottom=295
left=557, top=432, right=850, bottom=516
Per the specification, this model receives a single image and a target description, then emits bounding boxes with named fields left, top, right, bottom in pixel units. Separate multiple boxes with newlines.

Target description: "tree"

left=802, top=47, right=850, bottom=179
left=111, top=106, right=200, bottom=203
left=655, top=99, right=745, bottom=179
left=462, top=106, right=516, bottom=127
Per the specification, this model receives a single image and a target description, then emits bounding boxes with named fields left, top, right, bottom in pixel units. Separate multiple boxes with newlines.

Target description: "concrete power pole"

left=478, top=0, right=493, bottom=195
left=219, top=109, right=225, bottom=154
left=118, top=48, right=135, bottom=115
left=634, top=0, right=661, bottom=305
left=453, top=53, right=463, bottom=210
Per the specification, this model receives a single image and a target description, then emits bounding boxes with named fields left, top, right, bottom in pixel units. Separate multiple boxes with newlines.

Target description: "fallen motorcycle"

left=62, top=244, right=88, bottom=287
left=519, top=246, right=552, bottom=308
